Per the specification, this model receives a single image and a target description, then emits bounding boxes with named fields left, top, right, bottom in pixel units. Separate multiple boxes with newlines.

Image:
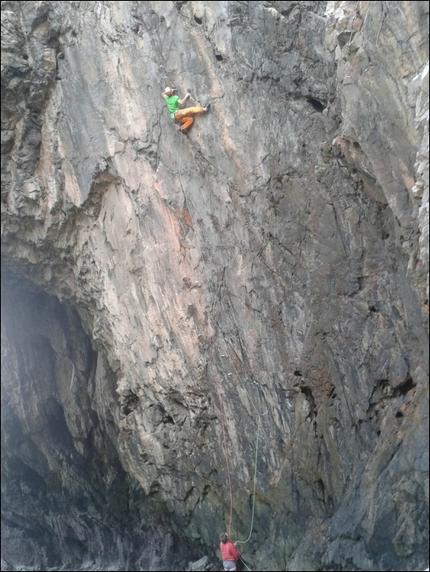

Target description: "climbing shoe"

left=204, top=103, right=211, bottom=112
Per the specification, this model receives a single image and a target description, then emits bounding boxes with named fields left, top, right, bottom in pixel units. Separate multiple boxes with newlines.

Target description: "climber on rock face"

left=161, top=87, right=210, bottom=133
left=219, top=532, right=241, bottom=571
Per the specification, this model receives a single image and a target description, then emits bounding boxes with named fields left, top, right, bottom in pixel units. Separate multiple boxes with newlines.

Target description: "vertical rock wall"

left=1, top=1, right=428, bottom=570
left=1, top=275, right=189, bottom=571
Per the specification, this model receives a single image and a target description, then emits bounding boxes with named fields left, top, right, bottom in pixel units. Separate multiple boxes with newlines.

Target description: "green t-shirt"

left=163, top=94, right=179, bottom=119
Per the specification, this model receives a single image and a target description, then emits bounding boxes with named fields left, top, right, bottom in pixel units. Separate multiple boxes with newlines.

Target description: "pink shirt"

left=220, top=540, right=240, bottom=561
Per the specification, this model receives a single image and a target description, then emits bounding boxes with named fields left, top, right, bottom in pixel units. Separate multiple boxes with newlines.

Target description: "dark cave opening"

left=1, top=270, right=195, bottom=570
left=307, top=97, right=325, bottom=112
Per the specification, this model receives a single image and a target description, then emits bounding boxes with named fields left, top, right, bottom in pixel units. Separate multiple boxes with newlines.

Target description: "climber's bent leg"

left=179, top=116, right=194, bottom=131
left=174, top=107, right=205, bottom=131
left=175, top=106, right=205, bottom=119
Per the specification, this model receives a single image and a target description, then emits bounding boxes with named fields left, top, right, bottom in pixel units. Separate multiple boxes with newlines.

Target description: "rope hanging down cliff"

left=165, top=91, right=261, bottom=547
left=216, top=384, right=234, bottom=537
left=216, top=311, right=266, bottom=547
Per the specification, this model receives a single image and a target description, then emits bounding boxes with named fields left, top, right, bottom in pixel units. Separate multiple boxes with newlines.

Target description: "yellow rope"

left=219, top=331, right=262, bottom=546
left=216, top=385, right=234, bottom=537
left=174, top=118, right=260, bottom=549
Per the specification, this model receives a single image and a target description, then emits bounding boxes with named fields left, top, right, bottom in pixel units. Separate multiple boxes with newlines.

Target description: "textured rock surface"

left=1, top=276, right=188, bottom=571
left=1, top=1, right=428, bottom=571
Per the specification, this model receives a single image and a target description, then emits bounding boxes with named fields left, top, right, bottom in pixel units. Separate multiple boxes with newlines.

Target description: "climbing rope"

left=217, top=325, right=263, bottom=546
left=170, top=100, right=260, bottom=549
left=236, top=415, right=260, bottom=545
left=216, top=385, right=234, bottom=537
left=176, top=120, right=187, bottom=201
left=239, top=556, right=252, bottom=572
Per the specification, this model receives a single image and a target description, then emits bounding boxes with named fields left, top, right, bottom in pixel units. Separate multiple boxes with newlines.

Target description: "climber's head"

left=220, top=532, right=228, bottom=543
left=164, top=87, right=174, bottom=96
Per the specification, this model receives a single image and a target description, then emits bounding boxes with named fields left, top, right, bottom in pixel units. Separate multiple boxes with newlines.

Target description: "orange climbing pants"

left=174, top=106, right=205, bottom=131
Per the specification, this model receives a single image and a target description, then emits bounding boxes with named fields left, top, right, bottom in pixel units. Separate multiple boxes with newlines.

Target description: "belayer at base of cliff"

left=219, top=532, right=241, bottom=571
left=162, top=87, right=210, bottom=132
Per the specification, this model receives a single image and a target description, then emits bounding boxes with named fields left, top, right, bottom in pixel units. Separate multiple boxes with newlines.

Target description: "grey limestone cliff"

left=1, top=1, right=429, bottom=571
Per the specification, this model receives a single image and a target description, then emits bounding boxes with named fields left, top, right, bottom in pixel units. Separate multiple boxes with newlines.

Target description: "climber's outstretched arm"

left=179, top=93, right=191, bottom=106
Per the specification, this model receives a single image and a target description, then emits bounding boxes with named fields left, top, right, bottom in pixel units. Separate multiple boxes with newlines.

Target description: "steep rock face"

left=1, top=275, right=188, bottom=571
left=1, top=2, right=428, bottom=571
